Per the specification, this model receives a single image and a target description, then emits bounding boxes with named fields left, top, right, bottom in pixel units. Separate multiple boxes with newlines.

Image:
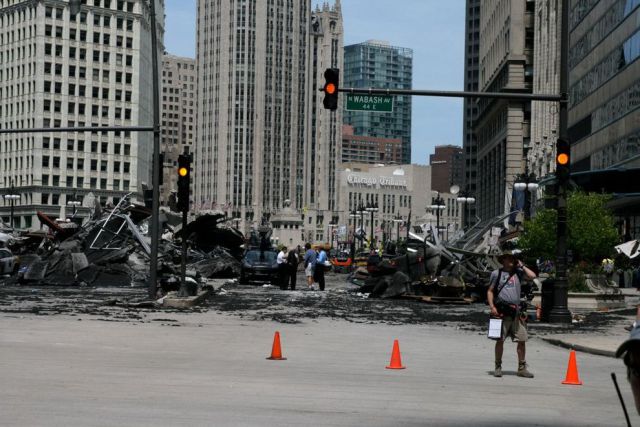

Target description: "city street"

left=0, top=274, right=636, bottom=427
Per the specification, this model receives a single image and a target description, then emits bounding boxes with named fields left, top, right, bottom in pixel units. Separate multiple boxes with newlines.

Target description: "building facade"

left=429, top=145, right=464, bottom=194
left=336, top=163, right=461, bottom=245
left=195, top=0, right=345, bottom=245
left=337, top=163, right=430, bottom=245
left=0, top=0, right=164, bottom=229
left=474, top=0, right=535, bottom=221
left=300, top=1, right=343, bottom=244
left=160, top=54, right=195, bottom=205
left=343, top=40, right=413, bottom=164
left=528, top=0, right=561, bottom=180
left=567, top=0, right=640, bottom=238
left=462, top=0, right=480, bottom=227
left=341, top=124, right=402, bottom=165
left=568, top=0, right=640, bottom=171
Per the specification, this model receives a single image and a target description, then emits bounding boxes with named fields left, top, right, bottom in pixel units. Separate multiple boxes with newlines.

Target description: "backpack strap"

left=494, top=268, right=517, bottom=300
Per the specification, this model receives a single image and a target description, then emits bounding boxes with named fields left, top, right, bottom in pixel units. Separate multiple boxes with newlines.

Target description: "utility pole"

left=549, top=0, right=573, bottom=324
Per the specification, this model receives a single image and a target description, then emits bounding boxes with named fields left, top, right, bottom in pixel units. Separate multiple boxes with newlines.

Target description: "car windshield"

left=245, top=250, right=276, bottom=263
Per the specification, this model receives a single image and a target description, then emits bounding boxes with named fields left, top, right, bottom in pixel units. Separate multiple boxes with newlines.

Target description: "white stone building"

left=335, top=163, right=462, bottom=246
left=195, top=0, right=344, bottom=246
left=529, top=0, right=561, bottom=180
left=0, top=0, right=164, bottom=228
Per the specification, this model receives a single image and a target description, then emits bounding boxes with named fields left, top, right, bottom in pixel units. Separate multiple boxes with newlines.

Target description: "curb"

left=540, top=337, right=616, bottom=358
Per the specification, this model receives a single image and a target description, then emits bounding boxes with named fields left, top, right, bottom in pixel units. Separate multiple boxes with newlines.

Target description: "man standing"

left=487, top=252, right=537, bottom=378
left=617, top=306, right=640, bottom=414
left=276, top=246, right=288, bottom=290
left=287, top=247, right=299, bottom=290
left=303, top=243, right=317, bottom=290
left=314, top=245, right=328, bottom=291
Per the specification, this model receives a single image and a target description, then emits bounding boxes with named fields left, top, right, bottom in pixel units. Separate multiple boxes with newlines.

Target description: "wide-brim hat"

left=616, top=325, right=640, bottom=358
left=497, top=250, right=521, bottom=263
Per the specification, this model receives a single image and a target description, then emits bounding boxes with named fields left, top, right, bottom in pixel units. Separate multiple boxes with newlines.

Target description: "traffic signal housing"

left=323, top=68, right=339, bottom=111
left=556, top=138, right=571, bottom=183
left=177, top=154, right=191, bottom=212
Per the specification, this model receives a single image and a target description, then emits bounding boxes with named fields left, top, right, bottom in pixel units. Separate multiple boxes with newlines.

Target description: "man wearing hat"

left=617, top=307, right=640, bottom=414
left=488, top=251, right=537, bottom=378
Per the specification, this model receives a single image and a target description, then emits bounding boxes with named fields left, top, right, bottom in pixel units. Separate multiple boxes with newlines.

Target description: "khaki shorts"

left=500, top=316, right=528, bottom=342
left=305, top=264, right=314, bottom=277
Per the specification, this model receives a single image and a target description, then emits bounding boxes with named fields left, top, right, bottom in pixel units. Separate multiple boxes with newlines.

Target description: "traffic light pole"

left=148, top=0, right=162, bottom=300
left=178, top=209, right=189, bottom=297
left=548, top=0, right=573, bottom=324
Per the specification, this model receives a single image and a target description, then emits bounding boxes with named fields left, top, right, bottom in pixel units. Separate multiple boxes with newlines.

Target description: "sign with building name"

left=347, top=174, right=407, bottom=188
left=345, top=94, right=393, bottom=112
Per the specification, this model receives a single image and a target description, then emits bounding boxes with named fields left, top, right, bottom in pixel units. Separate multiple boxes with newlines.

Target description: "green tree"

left=518, top=192, right=619, bottom=264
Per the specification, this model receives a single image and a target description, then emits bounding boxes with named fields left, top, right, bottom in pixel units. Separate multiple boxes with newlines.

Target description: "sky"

left=163, top=0, right=466, bottom=165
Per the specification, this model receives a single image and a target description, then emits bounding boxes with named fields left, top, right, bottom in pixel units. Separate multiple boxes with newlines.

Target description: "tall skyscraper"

left=195, top=0, right=311, bottom=232
left=343, top=40, right=413, bottom=164
left=475, top=0, right=535, bottom=221
left=0, top=0, right=164, bottom=229
left=462, top=0, right=480, bottom=227
left=304, top=1, right=343, bottom=242
left=160, top=54, right=196, bottom=205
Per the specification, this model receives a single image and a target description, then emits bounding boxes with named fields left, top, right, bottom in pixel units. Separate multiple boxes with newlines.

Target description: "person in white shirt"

left=277, top=247, right=288, bottom=290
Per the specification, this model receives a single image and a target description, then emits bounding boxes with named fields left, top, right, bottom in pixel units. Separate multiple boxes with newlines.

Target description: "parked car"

left=0, top=248, right=19, bottom=275
left=240, top=249, right=279, bottom=285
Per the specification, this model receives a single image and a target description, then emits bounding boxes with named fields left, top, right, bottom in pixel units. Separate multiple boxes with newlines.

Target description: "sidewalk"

left=534, top=291, right=639, bottom=358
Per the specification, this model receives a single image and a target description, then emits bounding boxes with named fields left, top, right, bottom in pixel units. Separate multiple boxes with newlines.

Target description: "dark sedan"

left=240, top=249, right=279, bottom=285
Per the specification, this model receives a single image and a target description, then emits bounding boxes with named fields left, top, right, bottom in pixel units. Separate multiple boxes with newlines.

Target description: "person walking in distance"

left=276, top=246, right=288, bottom=290
left=303, top=243, right=317, bottom=290
left=314, top=245, right=328, bottom=291
left=487, top=251, right=537, bottom=378
left=287, top=246, right=299, bottom=290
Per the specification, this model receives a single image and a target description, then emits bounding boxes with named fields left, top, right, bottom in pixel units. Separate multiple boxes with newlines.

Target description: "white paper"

left=488, top=318, right=503, bottom=339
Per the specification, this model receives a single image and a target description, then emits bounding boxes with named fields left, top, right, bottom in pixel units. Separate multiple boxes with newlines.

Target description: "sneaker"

left=493, top=363, right=502, bottom=378
left=517, top=362, right=534, bottom=378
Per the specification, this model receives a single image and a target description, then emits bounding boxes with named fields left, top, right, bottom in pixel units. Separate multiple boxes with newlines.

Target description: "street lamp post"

left=67, top=193, right=81, bottom=216
left=429, top=192, right=446, bottom=241
left=357, top=202, right=366, bottom=251
left=514, top=173, right=539, bottom=220
left=3, top=183, right=20, bottom=229
left=366, top=202, right=378, bottom=251
left=393, top=214, right=403, bottom=243
left=456, top=192, right=476, bottom=231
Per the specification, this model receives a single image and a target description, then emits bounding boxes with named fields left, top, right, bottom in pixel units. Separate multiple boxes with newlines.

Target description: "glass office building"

left=343, top=40, right=413, bottom=164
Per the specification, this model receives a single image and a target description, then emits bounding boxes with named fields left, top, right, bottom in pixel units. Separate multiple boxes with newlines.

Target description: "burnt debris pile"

left=0, top=197, right=244, bottom=292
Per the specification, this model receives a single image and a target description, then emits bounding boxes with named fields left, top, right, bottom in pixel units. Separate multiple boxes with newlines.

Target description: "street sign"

left=346, top=94, right=393, bottom=112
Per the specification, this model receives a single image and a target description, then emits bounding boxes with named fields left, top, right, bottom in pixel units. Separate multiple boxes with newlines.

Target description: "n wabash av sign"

left=345, top=93, right=393, bottom=112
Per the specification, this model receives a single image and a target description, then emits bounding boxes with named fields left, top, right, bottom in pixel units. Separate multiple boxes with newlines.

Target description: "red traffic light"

left=557, top=153, right=569, bottom=165
left=325, top=83, right=337, bottom=95
left=322, top=68, right=339, bottom=111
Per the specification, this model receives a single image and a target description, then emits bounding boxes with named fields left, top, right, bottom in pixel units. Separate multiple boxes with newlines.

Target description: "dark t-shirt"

left=489, top=268, right=524, bottom=305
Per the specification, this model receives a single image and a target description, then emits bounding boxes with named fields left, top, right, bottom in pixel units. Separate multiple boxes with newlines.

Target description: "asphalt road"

left=0, top=272, right=636, bottom=426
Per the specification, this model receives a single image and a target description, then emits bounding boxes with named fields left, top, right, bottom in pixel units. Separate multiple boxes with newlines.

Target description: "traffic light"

left=556, top=138, right=571, bottom=183
left=177, top=154, right=191, bottom=212
left=322, top=68, right=339, bottom=111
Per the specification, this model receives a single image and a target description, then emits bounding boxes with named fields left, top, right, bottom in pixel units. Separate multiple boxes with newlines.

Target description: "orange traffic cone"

left=266, top=331, right=287, bottom=360
left=386, top=339, right=406, bottom=370
left=562, top=350, right=582, bottom=385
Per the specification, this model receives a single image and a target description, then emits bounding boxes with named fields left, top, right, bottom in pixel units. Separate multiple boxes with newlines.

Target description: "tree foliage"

left=518, top=192, right=619, bottom=264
